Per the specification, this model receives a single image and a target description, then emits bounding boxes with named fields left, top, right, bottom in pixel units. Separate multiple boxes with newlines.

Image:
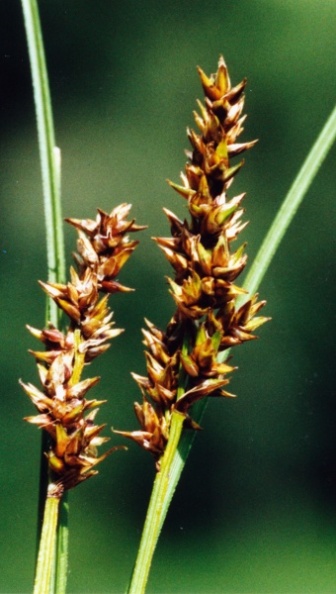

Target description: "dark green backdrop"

left=1, top=1, right=335, bottom=592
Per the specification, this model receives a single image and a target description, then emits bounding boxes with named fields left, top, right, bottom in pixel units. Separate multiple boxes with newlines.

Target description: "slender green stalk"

left=55, top=498, right=69, bottom=594
left=239, top=103, right=336, bottom=303
left=33, top=495, right=60, bottom=594
left=21, top=2, right=68, bottom=592
left=21, top=0, right=65, bottom=305
left=128, top=411, right=186, bottom=594
left=128, top=103, right=336, bottom=593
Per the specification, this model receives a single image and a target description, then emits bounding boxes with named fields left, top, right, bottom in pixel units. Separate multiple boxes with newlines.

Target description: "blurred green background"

left=1, top=1, right=335, bottom=592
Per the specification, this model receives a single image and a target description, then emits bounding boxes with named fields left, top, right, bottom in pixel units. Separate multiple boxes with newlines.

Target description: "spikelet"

left=21, top=205, right=145, bottom=492
left=115, top=57, right=269, bottom=466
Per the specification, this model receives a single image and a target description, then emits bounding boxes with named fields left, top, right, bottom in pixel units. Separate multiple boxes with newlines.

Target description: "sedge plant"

left=20, top=1, right=336, bottom=592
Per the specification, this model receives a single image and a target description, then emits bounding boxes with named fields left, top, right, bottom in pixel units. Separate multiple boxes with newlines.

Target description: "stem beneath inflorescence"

left=55, top=497, right=69, bottom=594
left=33, top=493, right=61, bottom=594
left=128, top=410, right=186, bottom=594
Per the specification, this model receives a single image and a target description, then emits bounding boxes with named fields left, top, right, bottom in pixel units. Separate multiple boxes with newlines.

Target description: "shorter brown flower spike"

left=21, top=205, right=145, bottom=493
left=115, top=57, right=269, bottom=466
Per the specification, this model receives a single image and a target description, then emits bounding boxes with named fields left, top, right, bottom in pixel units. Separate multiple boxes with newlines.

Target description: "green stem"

left=128, top=411, right=186, bottom=594
left=240, top=102, right=336, bottom=303
left=55, top=495, right=69, bottom=594
left=21, top=2, right=68, bottom=592
left=20, top=0, right=65, bottom=307
left=129, top=103, right=336, bottom=592
left=33, top=494, right=60, bottom=594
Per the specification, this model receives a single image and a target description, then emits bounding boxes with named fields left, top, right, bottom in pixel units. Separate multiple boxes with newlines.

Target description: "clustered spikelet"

left=115, top=57, right=269, bottom=466
left=21, top=205, right=145, bottom=494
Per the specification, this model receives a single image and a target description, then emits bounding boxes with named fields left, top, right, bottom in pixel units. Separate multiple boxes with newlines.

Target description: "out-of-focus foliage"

left=0, top=1, right=335, bottom=592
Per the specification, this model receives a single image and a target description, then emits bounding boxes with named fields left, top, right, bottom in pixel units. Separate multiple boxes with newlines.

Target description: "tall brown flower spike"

left=21, top=204, right=145, bottom=494
left=115, top=57, right=269, bottom=466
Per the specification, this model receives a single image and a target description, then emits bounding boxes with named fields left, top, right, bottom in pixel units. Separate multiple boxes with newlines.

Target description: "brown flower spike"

left=21, top=204, right=145, bottom=493
left=116, top=57, right=269, bottom=465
